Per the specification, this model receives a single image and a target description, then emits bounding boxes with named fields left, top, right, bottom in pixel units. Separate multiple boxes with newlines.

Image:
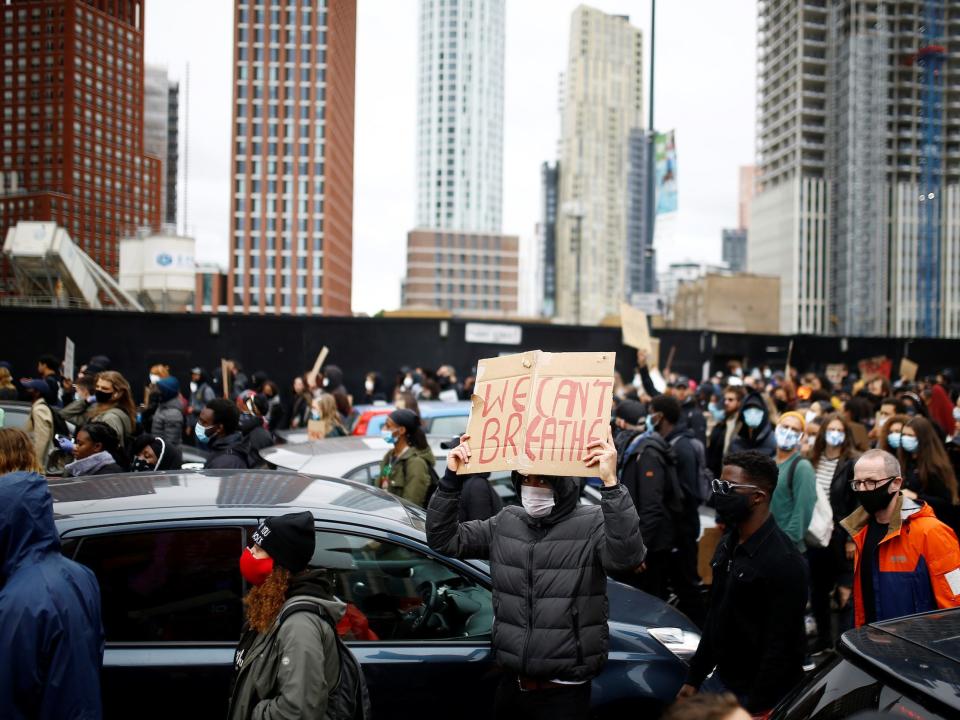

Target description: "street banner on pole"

left=655, top=130, right=678, bottom=215
left=460, top=351, right=616, bottom=477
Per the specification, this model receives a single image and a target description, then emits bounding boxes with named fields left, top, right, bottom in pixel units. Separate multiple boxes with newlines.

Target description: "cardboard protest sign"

left=858, top=356, right=892, bottom=382
left=221, top=359, right=231, bottom=399
left=459, top=350, right=616, bottom=477
left=307, top=420, right=325, bottom=440
left=649, top=337, right=661, bottom=369
left=620, top=303, right=652, bottom=354
left=305, top=346, right=330, bottom=388
left=63, top=337, right=75, bottom=382
left=899, top=358, right=919, bottom=383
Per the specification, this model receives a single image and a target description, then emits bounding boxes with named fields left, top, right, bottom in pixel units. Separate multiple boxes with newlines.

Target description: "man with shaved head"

left=842, top=448, right=960, bottom=626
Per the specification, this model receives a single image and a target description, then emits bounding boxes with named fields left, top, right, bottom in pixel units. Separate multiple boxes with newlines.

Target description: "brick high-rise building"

left=227, top=0, right=356, bottom=316
left=0, top=0, right=161, bottom=285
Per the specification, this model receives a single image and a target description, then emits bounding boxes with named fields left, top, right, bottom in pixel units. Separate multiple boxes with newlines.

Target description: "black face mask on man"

left=855, top=479, right=896, bottom=515
left=714, top=489, right=757, bottom=526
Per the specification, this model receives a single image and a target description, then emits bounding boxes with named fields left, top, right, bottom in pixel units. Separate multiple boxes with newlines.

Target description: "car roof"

left=842, top=608, right=960, bottom=711
left=49, top=469, right=421, bottom=530
left=260, top=434, right=448, bottom=474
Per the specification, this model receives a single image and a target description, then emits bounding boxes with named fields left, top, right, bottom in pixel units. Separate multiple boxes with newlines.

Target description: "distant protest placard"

left=459, top=350, right=616, bottom=477
left=620, top=303, right=652, bottom=354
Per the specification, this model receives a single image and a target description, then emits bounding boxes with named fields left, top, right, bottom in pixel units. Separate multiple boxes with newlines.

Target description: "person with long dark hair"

left=90, top=370, right=137, bottom=450
left=377, top=408, right=435, bottom=508
left=806, top=414, right=861, bottom=650
left=899, top=416, right=960, bottom=524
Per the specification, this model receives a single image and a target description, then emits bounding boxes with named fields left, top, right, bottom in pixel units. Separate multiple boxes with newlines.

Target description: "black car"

left=773, top=608, right=960, bottom=720
left=51, top=470, right=699, bottom=719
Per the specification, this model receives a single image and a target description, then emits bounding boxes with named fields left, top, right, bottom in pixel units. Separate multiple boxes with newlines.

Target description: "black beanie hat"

left=252, top=511, right=315, bottom=572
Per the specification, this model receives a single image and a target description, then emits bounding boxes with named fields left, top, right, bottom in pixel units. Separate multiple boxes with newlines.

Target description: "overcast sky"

left=145, top=1, right=757, bottom=316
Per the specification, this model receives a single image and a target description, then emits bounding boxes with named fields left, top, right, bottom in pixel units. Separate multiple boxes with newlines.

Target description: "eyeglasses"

left=712, top=478, right=762, bottom=496
left=850, top=475, right=897, bottom=492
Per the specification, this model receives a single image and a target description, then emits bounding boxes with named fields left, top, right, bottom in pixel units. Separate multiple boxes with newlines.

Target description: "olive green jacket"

left=379, top=445, right=436, bottom=508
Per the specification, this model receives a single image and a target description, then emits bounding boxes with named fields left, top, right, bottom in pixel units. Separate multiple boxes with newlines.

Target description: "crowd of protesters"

left=3, top=346, right=960, bottom=719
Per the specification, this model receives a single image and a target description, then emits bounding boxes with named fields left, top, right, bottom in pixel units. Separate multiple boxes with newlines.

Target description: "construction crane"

left=915, top=0, right=946, bottom=337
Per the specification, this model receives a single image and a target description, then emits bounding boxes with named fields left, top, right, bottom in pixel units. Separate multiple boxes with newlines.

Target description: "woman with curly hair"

left=229, top=512, right=347, bottom=720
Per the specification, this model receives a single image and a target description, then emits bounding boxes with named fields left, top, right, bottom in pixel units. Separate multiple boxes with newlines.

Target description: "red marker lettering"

left=479, top=417, right=501, bottom=463
left=535, top=378, right=553, bottom=417
left=503, top=412, right=523, bottom=457
left=511, top=375, right=530, bottom=413
left=481, top=379, right=509, bottom=418
left=592, top=379, right=614, bottom=416
left=525, top=415, right=541, bottom=461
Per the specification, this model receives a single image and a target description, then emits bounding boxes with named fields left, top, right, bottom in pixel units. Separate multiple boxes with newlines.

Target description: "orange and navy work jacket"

left=841, top=495, right=960, bottom=627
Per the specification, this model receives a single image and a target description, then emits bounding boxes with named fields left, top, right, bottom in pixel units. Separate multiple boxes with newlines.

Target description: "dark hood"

left=288, top=568, right=337, bottom=601
left=510, top=472, right=581, bottom=527
left=210, top=431, right=246, bottom=452
left=738, top=391, right=772, bottom=437
left=156, top=442, right=183, bottom=470
left=323, top=365, right=344, bottom=391
left=0, top=471, right=60, bottom=584
left=239, top=413, right=264, bottom=435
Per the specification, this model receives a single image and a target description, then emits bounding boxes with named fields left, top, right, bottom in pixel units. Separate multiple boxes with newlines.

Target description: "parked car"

left=51, top=470, right=699, bottom=720
left=772, top=608, right=960, bottom=720
left=280, top=401, right=473, bottom=443
left=260, top=434, right=518, bottom=504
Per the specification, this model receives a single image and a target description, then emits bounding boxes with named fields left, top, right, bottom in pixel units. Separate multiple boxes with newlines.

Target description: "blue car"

left=50, top=470, right=698, bottom=719
left=356, top=401, right=472, bottom=438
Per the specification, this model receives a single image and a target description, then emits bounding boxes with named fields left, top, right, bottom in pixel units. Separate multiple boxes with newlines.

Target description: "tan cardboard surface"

left=459, top=350, right=616, bottom=477
left=620, top=303, right=652, bottom=354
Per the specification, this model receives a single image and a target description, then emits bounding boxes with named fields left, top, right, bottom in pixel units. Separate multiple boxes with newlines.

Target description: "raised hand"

left=446, top=434, right=472, bottom=472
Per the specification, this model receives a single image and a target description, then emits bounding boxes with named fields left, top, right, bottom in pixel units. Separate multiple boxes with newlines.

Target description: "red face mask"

left=239, top=547, right=274, bottom=586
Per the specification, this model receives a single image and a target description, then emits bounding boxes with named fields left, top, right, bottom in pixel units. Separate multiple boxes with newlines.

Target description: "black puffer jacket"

left=427, top=469, right=645, bottom=682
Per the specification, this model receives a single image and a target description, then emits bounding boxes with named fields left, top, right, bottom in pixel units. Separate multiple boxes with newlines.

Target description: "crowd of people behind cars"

left=3, top=347, right=960, bottom=719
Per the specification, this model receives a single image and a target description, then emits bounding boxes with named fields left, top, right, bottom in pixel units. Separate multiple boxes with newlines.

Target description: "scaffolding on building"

left=915, top=0, right=947, bottom=337
left=827, top=1, right=891, bottom=337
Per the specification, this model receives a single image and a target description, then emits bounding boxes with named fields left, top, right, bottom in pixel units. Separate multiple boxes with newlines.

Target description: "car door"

left=62, top=521, right=251, bottom=719
left=314, top=523, right=501, bottom=719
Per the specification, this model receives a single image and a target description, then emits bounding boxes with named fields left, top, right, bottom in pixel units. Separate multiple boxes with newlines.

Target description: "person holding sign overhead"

left=427, top=428, right=645, bottom=720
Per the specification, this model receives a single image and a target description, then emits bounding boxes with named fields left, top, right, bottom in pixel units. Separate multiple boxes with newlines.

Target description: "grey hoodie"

left=228, top=579, right=346, bottom=720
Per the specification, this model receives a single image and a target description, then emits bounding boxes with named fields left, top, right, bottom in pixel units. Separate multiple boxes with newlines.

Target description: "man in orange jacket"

left=841, top=449, right=960, bottom=627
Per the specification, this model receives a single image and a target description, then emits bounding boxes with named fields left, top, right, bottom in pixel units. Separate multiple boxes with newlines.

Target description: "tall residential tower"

left=415, top=0, right=504, bottom=233
left=227, top=0, right=356, bottom=316
left=750, top=0, right=960, bottom=337
left=556, top=6, right=643, bottom=325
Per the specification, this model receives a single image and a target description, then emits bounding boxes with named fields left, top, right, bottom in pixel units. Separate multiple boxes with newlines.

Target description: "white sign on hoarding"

left=464, top=322, right=523, bottom=346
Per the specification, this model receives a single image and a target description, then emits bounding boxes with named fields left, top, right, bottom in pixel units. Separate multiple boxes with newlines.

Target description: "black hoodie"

left=728, top=392, right=777, bottom=457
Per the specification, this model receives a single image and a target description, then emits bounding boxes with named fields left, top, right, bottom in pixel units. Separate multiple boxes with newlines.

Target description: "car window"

left=312, top=531, right=492, bottom=642
left=73, top=527, right=245, bottom=643
left=344, top=461, right=379, bottom=484
left=426, top=415, right=468, bottom=437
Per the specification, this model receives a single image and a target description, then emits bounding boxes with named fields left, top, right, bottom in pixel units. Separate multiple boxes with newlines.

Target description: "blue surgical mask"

left=901, top=435, right=919, bottom=454
left=775, top=426, right=801, bottom=450
left=887, top=432, right=902, bottom=450
left=646, top=414, right=660, bottom=435
left=382, top=429, right=397, bottom=446
left=825, top=430, right=846, bottom=447
left=743, top=407, right=764, bottom=429
left=195, top=422, right=212, bottom=445
left=708, top=403, right=726, bottom=422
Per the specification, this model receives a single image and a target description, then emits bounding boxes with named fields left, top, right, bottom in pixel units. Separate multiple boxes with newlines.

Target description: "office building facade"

left=228, top=0, right=356, bottom=316
left=722, top=228, right=747, bottom=272
left=144, top=63, right=178, bottom=227
left=626, top=127, right=655, bottom=301
left=0, top=0, right=161, bottom=286
left=401, top=228, right=518, bottom=315
left=556, top=6, right=643, bottom=325
left=750, top=0, right=960, bottom=336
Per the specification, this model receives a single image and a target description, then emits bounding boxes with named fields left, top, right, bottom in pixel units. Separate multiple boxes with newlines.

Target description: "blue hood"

left=0, top=471, right=60, bottom=584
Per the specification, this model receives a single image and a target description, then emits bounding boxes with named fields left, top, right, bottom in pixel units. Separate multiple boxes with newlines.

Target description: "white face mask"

left=365, top=380, right=375, bottom=392
left=149, top=373, right=161, bottom=384
left=403, top=376, right=414, bottom=389
left=189, top=381, right=198, bottom=393
left=520, top=485, right=555, bottom=518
